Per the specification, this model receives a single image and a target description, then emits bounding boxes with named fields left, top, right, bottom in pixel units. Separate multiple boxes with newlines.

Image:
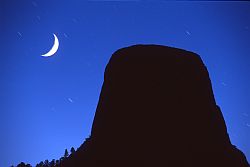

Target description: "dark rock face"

left=60, top=45, right=249, bottom=167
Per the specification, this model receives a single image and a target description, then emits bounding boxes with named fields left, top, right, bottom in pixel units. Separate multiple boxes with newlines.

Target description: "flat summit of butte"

left=60, top=45, right=249, bottom=167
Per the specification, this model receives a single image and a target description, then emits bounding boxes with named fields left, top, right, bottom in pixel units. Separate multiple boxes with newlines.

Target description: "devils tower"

left=59, top=45, right=249, bottom=167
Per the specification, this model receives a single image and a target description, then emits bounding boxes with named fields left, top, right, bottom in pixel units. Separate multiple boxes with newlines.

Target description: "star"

left=221, top=82, right=227, bottom=86
left=68, top=98, right=74, bottom=103
left=64, top=33, right=68, bottom=38
left=17, top=32, right=22, bottom=37
left=185, top=30, right=191, bottom=36
left=32, top=1, right=38, bottom=7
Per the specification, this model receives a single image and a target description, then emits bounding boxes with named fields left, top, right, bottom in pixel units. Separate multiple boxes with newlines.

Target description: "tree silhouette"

left=15, top=146, right=78, bottom=167
left=17, top=162, right=26, bottom=167
left=36, top=161, right=44, bottom=167
left=44, top=160, right=49, bottom=167
left=55, top=160, right=60, bottom=166
left=64, top=149, right=69, bottom=158
left=50, top=159, right=55, bottom=166
left=60, top=157, right=65, bottom=163
left=70, top=147, right=76, bottom=155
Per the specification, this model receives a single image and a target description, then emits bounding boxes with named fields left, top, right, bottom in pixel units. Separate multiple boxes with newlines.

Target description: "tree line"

left=11, top=147, right=76, bottom=167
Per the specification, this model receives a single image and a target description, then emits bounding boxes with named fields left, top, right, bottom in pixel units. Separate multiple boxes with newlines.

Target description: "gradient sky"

left=1, top=1, right=250, bottom=166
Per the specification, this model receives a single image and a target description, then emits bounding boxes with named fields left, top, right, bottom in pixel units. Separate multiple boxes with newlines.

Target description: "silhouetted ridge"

left=60, top=45, right=249, bottom=167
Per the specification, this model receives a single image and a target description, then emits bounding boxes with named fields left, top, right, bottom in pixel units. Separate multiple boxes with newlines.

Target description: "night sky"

left=1, top=1, right=250, bottom=166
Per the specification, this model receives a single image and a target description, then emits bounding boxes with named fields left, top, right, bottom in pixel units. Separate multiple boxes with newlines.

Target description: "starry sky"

left=1, top=1, right=250, bottom=166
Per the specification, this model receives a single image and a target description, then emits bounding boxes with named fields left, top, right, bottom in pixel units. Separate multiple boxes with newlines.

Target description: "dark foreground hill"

left=59, top=45, right=249, bottom=167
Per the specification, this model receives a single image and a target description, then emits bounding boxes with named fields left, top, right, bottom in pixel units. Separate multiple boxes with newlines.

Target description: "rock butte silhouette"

left=59, top=45, right=249, bottom=167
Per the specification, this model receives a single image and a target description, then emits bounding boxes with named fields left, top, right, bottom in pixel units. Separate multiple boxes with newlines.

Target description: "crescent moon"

left=41, top=34, right=59, bottom=57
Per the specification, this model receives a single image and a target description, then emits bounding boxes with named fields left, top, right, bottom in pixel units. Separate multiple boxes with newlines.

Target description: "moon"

left=41, top=34, right=59, bottom=57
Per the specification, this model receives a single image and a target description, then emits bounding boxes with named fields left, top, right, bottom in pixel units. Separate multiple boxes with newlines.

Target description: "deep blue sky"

left=1, top=1, right=250, bottom=166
